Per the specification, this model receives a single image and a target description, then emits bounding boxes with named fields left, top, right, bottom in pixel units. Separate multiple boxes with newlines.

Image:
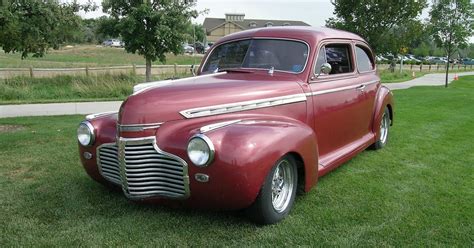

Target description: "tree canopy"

left=0, top=0, right=96, bottom=58
left=326, top=0, right=427, bottom=54
left=101, top=0, right=198, bottom=81
left=430, top=0, right=473, bottom=87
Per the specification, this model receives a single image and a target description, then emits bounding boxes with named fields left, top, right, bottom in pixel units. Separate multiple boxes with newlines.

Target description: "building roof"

left=203, top=17, right=311, bottom=34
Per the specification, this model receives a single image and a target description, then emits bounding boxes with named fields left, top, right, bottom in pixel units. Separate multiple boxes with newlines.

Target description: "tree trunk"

left=146, top=58, right=152, bottom=82
left=445, top=61, right=449, bottom=88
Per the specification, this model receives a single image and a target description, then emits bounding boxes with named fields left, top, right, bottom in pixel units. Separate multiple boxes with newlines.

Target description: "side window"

left=314, top=43, right=354, bottom=76
left=356, top=45, right=374, bottom=72
left=314, top=47, right=326, bottom=74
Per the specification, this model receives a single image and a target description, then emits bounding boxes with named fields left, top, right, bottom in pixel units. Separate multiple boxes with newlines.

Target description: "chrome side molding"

left=180, top=93, right=307, bottom=119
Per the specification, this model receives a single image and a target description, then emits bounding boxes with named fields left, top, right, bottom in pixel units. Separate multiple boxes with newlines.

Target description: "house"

left=203, top=13, right=311, bottom=43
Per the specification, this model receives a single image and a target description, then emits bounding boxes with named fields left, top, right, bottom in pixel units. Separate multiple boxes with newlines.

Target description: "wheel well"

left=387, top=104, right=393, bottom=125
left=288, top=152, right=305, bottom=194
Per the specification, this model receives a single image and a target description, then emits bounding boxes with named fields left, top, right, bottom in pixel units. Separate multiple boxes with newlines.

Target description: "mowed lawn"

left=0, top=45, right=201, bottom=68
left=1, top=77, right=473, bottom=246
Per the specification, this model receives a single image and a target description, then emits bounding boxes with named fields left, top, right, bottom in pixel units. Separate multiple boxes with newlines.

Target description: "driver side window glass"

left=315, top=43, right=354, bottom=75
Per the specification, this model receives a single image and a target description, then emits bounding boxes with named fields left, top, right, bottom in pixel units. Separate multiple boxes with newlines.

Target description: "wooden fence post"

left=174, top=63, right=177, bottom=78
left=429, top=64, right=431, bottom=71
left=132, top=64, right=136, bottom=75
left=29, top=66, right=34, bottom=78
left=85, top=65, right=89, bottom=77
left=437, top=64, right=439, bottom=71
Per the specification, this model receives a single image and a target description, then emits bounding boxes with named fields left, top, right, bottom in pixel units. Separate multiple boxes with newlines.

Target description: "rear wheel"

left=248, top=155, right=298, bottom=225
left=373, top=106, right=390, bottom=150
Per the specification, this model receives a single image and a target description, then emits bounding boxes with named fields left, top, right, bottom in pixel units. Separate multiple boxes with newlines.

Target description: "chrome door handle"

left=356, top=84, right=366, bottom=91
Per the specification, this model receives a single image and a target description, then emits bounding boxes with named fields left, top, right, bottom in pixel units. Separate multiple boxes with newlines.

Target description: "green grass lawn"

left=0, top=45, right=202, bottom=68
left=0, top=73, right=190, bottom=105
left=379, top=70, right=427, bottom=83
left=1, top=77, right=473, bottom=246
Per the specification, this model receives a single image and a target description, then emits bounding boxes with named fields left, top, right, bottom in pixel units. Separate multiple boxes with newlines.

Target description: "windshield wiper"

left=215, top=68, right=252, bottom=73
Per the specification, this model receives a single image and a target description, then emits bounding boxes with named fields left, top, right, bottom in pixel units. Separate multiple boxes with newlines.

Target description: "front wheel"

left=373, top=106, right=390, bottom=150
left=247, top=155, right=298, bottom=225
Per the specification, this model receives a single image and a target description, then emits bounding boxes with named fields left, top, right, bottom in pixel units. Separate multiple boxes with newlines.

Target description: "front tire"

left=247, top=155, right=298, bottom=225
left=373, top=106, right=390, bottom=150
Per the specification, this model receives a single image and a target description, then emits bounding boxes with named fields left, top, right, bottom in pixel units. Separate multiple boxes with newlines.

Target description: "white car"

left=102, top=39, right=122, bottom=47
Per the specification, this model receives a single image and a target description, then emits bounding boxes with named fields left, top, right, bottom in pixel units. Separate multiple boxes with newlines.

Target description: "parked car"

left=78, top=27, right=394, bottom=224
left=462, top=58, right=474, bottom=65
left=192, top=42, right=205, bottom=54
left=102, top=39, right=122, bottom=47
left=183, top=43, right=195, bottom=54
left=430, top=57, right=447, bottom=64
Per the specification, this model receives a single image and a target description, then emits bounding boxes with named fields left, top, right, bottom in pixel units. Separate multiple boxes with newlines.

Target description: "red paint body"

left=79, top=27, right=394, bottom=210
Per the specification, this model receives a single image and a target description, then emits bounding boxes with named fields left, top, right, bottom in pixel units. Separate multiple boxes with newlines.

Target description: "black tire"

left=373, top=106, right=390, bottom=150
left=247, top=155, right=298, bottom=225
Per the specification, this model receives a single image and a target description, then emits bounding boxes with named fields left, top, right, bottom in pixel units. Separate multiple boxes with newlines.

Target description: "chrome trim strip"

left=180, top=93, right=307, bottom=119
left=118, top=122, right=163, bottom=132
left=307, top=80, right=379, bottom=96
left=200, top=119, right=242, bottom=133
left=86, top=111, right=118, bottom=120
left=132, top=72, right=227, bottom=95
left=201, top=37, right=311, bottom=75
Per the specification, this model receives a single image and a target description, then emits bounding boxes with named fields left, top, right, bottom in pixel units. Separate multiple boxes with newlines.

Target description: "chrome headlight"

left=77, top=121, right=95, bottom=146
left=187, top=134, right=215, bottom=167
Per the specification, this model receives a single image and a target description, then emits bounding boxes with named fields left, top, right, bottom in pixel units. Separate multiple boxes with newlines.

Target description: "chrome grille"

left=97, top=144, right=121, bottom=185
left=97, top=137, right=189, bottom=199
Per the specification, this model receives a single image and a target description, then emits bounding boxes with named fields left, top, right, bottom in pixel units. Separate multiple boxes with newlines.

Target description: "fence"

left=377, top=63, right=474, bottom=72
left=0, top=63, right=473, bottom=79
left=0, top=64, right=194, bottom=79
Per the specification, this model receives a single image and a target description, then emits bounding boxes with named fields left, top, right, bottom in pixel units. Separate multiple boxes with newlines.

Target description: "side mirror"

left=316, top=63, right=332, bottom=78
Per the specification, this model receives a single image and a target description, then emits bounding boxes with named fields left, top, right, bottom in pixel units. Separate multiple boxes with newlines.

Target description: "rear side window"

left=314, top=43, right=354, bottom=75
left=355, top=45, right=374, bottom=72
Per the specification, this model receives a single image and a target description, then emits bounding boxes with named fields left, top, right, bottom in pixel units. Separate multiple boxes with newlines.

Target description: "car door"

left=308, top=41, right=370, bottom=166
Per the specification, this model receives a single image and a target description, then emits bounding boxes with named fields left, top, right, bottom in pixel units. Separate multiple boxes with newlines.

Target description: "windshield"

left=202, top=39, right=309, bottom=74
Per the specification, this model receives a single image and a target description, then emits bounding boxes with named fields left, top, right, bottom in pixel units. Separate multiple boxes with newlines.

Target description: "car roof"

left=217, top=26, right=367, bottom=46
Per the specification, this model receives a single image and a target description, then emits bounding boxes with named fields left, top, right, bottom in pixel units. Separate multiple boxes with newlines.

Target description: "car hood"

left=119, top=71, right=305, bottom=125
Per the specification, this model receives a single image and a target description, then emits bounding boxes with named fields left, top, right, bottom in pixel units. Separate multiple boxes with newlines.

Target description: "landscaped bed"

left=0, top=76, right=473, bottom=246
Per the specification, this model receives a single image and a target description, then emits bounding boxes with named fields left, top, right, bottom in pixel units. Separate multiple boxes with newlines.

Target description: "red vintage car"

left=77, top=27, right=394, bottom=224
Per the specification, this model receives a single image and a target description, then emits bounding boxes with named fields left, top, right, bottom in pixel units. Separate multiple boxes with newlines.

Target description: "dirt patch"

left=0, top=124, right=26, bottom=133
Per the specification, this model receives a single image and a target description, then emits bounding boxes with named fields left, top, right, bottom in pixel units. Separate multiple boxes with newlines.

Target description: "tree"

left=326, top=0, right=427, bottom=54
left=429, top=0, right=473, bottom=87
left=102, top=0, right=197, bottom=82
left=0, top=0, right=96, bottom=58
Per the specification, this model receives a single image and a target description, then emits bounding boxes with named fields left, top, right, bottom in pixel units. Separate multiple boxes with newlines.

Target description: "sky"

left=79, top=0, right=473, bottom=43
left=79, top=0, right=336, bottom=27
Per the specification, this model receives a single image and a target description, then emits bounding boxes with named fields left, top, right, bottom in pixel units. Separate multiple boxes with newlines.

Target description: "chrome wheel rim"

left=380, top=112, right=389, bottom=144
left=271, top=160, right=294, bottom=213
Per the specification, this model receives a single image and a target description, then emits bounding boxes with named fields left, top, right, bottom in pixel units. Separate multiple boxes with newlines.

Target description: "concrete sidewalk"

left=0, top=101, right=122, bottom=118
left=384, top=71, right=474, bottom=90
left=1, top=72, right=473, bottom=118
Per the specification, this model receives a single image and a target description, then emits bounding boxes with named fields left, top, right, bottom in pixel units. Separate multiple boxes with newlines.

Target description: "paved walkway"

left=385, top=71, right=474, bottom=90
left=1, top=72, right=473, bottom=118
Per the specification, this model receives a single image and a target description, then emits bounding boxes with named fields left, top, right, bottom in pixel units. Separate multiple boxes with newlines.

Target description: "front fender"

left=156, top=115, right=318, bottom=209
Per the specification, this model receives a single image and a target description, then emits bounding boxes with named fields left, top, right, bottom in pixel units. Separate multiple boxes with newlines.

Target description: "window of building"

left=355, top=45, right=374, bottom=72
left=249, top=22, right=257, bottom=28
left=265, top=22, right=273, bottom=27
left=283, top=22, right=291, bottom=26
